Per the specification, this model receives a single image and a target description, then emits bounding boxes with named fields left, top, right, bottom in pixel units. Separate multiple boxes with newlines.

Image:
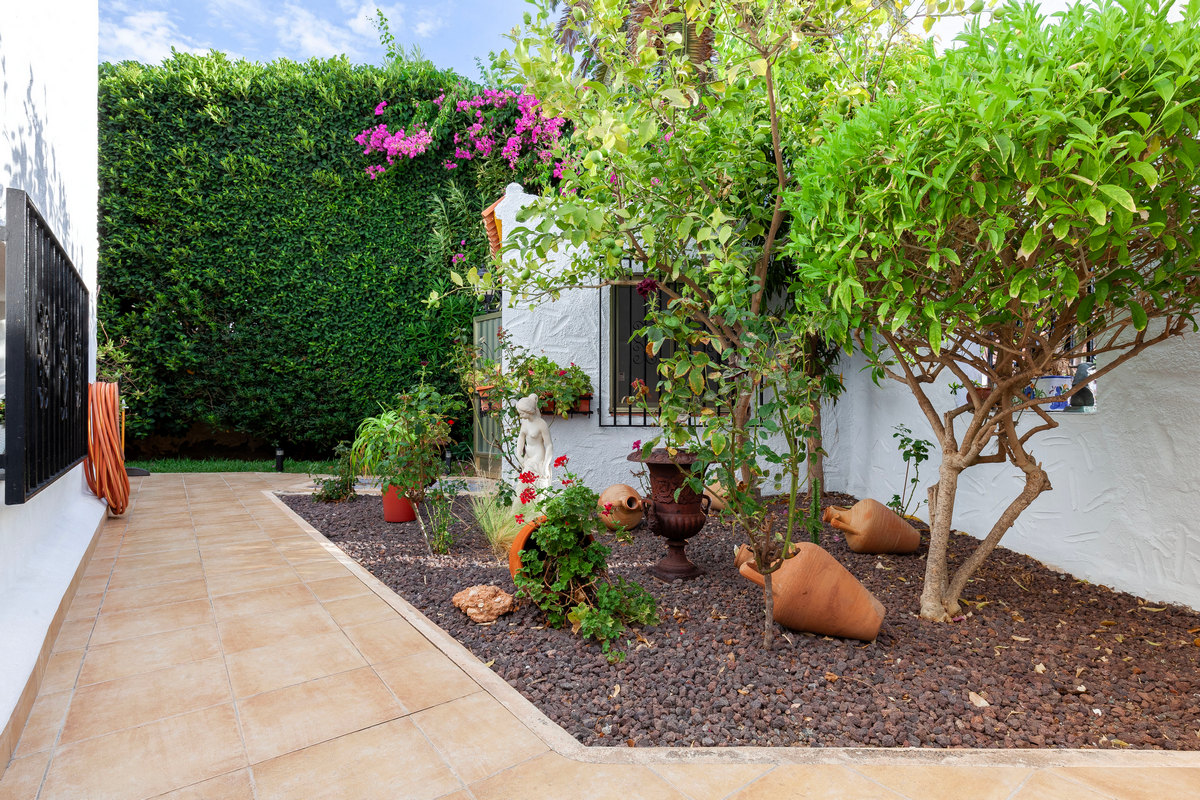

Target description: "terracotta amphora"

left=738, top=543, right=886, bottom=642
left=598, top=484, right=644, bottom=531
left=822, top=498, right=920, bottom=554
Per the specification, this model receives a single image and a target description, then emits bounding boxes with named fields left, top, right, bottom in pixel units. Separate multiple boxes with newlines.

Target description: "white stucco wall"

left=823, top=334, right=1200, bottom=611
left=0, top=0, right=105, bottom=737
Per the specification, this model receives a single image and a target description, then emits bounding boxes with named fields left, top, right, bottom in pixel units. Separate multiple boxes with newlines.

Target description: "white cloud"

left=207, top=0, right=270, bottom=22
left=413, top=9, right=446, bottom=38
left=99, top=8, right=210, bottom=65
left=273, top=2, right=411, bottom=61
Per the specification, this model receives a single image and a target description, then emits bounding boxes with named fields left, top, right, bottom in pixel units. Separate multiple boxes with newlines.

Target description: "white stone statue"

left=515, top=393, right=554, bottom=489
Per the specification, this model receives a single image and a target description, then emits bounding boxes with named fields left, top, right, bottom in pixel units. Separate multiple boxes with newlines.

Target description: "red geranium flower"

left=520, top=487, right=536, bottom=504
left=631, top=440, right=642, bottom=451
left=518, top=471, right=537, bottom=484
left=603, top=502, right=614, bottom=513
left=514, top=513, right=525, bottom=524
left=561, top=479, right=574, bottom=486
left=553, top=455, right=568, bottom=467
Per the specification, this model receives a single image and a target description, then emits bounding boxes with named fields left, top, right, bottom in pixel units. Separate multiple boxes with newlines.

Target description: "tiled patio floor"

left=2, top=473, right=1199, bottom=799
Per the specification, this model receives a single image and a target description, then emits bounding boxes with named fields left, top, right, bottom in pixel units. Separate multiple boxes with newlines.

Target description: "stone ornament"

left=515, top=393, right=554, bottom=488
left=823, top=498, right=921, bottom=554
left=737, top=543, right=886, bottom=642
left=452, top=585, right=515, bottom=623
left=598, top=484, right=644, bottom=531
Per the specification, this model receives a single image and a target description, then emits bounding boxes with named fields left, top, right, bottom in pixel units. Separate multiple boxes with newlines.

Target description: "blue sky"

left=98, top=0, right=533, bottom=78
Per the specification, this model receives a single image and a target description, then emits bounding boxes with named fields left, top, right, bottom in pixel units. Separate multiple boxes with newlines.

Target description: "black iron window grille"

left=3, top=188, right=90, bottom=504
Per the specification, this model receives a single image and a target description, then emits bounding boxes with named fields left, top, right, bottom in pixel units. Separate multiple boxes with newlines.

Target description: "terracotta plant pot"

left=733, top=543, right=797, bottom=571
left=475, top=385, right=498, bottom=413
left=704, top=482, right=728, bottom=512
left=822, top=499, right=920, bottom=554
left=738, top=542, right=886, bottom=642
left=508, top=516, right=594, bottom=580
left=381, top=485, right=416, bottom=523
left=598, top=484, right=643, bottom=531
left=574, top=394, right=592, bottom=413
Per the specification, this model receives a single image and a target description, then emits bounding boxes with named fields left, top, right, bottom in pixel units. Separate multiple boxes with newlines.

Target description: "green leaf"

left=1085, top=198, right=1107, bottom=225
left=1060, top=269, right=1080, bottom=299
left=661, top=88, right=690, bottom=108
left=688, top=367, right=705, bottom=395
left=1129, top=300, right=1148, bottom=330
left=1017, top=228, right=1042, bottom=260
left=749, top=58, right=768, bottom=77
left=928, top=318, right=942, bottom=353
left=1098, top=184, right=1135, bottom=212
left=1128, top=161, right=1159, bottom=189
left=450, top=271, right=464, bottom=287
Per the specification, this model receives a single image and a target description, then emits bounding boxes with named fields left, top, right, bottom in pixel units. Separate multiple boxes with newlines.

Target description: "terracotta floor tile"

left=0, top=751, right=50, bottom=800
left=125, top=515, right=194, bottom=531
left=193, top=525, right=268, bottom=540
left=65, top=591, right=105, bottom=621
left=39, top=649, right=85, bottom=693
left=652, top=764, right=772, bottom=800
left=343, top=618, right=435, bottom=664
left=237, top=667, right=405, bottom=763
left=107, top=560, right=206, bottom=590
left=39, top=704, right=245, bottom=800
left=14, top=691, right=71, bottom=756
left=1050, top=767, right=1200, bottom=799
left=374, top=650, right=480, bottom=713
left=51, top=619, right=95, bottom=652
left=306, top=575, right=371, bottom=602
left=225, top=631, right=367, bottom=698
left=205, top=565, right=301, bottom=597
left=321, top=593, right=398, bottom=627
left=730, top=765, right=906, bottom=799
left=90, top=598, right=214, bottom=646
left=1008, top=771, right=1115, bottom=799
left=470, top=752, right=685, bottom=800
left=854, top=765, right=1032, bottom=800
left=61, top=657, right=232, bottom=744
left=151, top=769, right=254, bottom=799
left=211, top=582, right=316, bottom=620
left=78, top=624, right=223, bottom=685
left=413, top=693, right=547, bottom=784
left=217, top=602, right=338, bottom=654
left=100, top=578, right=209, bottom=614
left=252, top=718, right=461, bottom=800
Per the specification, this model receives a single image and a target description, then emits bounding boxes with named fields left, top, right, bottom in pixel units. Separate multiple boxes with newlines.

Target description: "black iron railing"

left=4, top=188, right=90, bottom=505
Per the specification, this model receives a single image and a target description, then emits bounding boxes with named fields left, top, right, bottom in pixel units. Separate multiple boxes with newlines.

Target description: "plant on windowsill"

left=471, top=332, right=593, bottom=418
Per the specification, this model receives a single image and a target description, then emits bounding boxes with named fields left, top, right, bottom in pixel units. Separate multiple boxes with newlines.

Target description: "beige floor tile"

left=343, top=617, right=435, bottom=664
left=1050, top=767, right=1200, bottom=799
left=78, top=624, right=223, bottom=685
left=413, top=693, right=547, bottom=784
left=291, top=560, right=350, bottom=581
left=652, top=764, right=773, bottom=800
left=14, top=691, right=71, bottom=756
left=61, top=657, right=232, bottom=744
left=0, top=751, right=50, bottom=800
left=90, top=598, right=214, bottom=646
left=470, top=752, right=685, bottom=800
left=374, top=650, right=480, bottom=712
left=1008, top=771, right=1115, bottom=799
left=114, top=548, right=200, bottom=571
left=152, top=769, right=254, bottom=799
left=203, top=553, right=291, bottom=573
left=83, top=557, right=116, bottom=578
left=40, top=649, right=85, bottom=693
left=76, top=574, right=111, bottom=595
left=306, top=575, right=371, bottom=602
left=100, top=578, right=209, bottom=614
left=205, top=565, right=301, bottom=597
left=237, top=667, right=405, bottom=764
left=225, top=631, right=367, bottom=698
left=252, top=718, right=461, bottom=800
left=211, top=582, right=316, bottom=620
left=107, top=560, right=206, bottom=590
left=217, top=602, right=338, bottom=654
left=855, top=765, right=1032, bottom=800
left=432, top=792, right=472, bottom=800
left=729, top=765, right=906, bottom=799
left=51, top=618, right=95, bottom=652
left=39, top=704, right=246, bottom=800
left=114, top=536, right=197, bottom=557
left=65, top=591, right=105, bottom=621
left=125, top=514, right=194, bottom=531
left=322, top=593, right=398, bottom=627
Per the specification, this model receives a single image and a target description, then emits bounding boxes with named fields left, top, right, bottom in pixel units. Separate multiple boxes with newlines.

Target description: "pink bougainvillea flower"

left=518, top=471, right=537, bottom=484
left=374, top=101, right=388, bottom=115
left=636, top=278, right=658, bottom=298
left=520, top=486, right=536, bottom=504
left=631, top=440, right=642, bottom=451
left=553, top=455, right=568, bottom=467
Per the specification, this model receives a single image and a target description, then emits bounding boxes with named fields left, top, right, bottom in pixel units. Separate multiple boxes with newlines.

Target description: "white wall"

left=823, top=334, right=1200, bottom=611
left=0, top=0, right=105, bottom=740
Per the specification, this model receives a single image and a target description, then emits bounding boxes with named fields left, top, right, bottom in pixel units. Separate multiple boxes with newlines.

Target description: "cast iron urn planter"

left=628, top=448, right=710, bottom=580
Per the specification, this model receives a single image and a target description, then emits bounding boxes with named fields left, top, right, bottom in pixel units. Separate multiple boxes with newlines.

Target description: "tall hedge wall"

left=98, top=53, right=479, bottom=454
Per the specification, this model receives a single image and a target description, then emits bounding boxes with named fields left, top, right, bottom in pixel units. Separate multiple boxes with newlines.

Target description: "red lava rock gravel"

left=281, top=492, right=1200, bottom=750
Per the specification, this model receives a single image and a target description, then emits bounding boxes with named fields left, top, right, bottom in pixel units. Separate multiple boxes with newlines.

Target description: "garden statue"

left=1070, top=361, right=1096, bottom=407
left=515, top=393, right=554, bottom=488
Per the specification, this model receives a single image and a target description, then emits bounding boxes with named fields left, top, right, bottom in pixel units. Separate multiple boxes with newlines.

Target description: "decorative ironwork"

left=4, top=188, right=90, bottom=504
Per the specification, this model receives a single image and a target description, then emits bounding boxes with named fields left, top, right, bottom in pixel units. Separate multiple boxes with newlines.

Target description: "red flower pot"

left=382, top=485, right=416, bottom=523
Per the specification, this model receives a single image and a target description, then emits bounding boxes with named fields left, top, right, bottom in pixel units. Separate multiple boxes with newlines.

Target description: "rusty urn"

left=628, top=448, right=710, bottom=581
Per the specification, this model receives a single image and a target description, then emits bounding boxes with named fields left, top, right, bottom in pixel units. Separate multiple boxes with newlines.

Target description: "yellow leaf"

left=923, top=15, right=935, bottom=32
left=749, top=58, right=768, bottom=77
left=611, top=684, right=621, bottom=698
left=1012, top=635, right=1030, bottom=642
left=1137, top=606, right=1166, bottom=612
left=968, top=691, right=990, bottom=708
left=1034, top=662, right=1046, bottom=674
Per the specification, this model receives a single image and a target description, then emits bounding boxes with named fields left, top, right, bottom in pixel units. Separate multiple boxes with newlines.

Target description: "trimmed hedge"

left=98, top=53, right=481, bottom=453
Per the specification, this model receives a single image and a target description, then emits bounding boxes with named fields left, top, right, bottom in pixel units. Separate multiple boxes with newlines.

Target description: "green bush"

left=98, top=52, right=483, bottom=453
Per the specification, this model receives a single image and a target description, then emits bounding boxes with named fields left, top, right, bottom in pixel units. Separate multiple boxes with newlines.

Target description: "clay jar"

left=738, top=543, right=886, bottom=642
left=822, top=498, right=920, bottom=554
left=598, top=484, right=643, bottom=531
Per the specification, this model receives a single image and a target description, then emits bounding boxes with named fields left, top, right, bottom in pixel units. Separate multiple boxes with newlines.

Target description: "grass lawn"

left=125, top=457, right=337, bottom=474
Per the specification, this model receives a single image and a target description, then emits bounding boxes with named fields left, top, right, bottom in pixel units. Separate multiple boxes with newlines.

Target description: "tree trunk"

left=762, top=569, right=775, bottom=648
left=919, top=459, right=963, bottom=621
left=806, top=398, right=824, bottom=490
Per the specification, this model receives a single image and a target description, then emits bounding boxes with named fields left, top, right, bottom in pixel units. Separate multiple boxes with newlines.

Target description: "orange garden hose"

left=84, top=382, right=130, bottom=515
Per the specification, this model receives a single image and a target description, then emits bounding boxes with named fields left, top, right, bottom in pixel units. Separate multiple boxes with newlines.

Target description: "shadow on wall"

left=0, top=30, right=74, bottom=256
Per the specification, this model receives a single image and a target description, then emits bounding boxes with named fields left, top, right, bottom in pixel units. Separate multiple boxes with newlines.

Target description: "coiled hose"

left=84, top=382, right=129, bottom=515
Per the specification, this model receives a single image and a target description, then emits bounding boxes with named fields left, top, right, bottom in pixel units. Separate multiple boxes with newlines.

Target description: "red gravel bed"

left=281, top=492, right=1200, bottom=750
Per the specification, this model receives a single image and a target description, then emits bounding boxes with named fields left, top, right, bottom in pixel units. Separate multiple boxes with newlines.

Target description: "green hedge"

left=98, top=53, right=480, bottom=454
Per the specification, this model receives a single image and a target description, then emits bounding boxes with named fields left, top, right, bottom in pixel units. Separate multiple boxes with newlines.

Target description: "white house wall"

left=0, top=0, right=105, bottom=746
left=822, top=334, right=1200, bottom=611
